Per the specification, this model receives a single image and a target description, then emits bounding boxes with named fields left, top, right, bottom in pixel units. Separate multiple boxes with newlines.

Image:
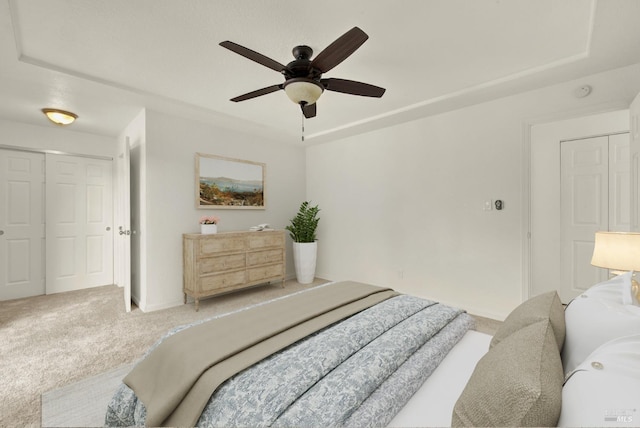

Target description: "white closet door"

left=560, top=137, right=609, bottom=299
left=560, top=133, right=631, bottom=301
left=46, top=154, right=113, bottom=294
left=609, top=133, right=631, bottom=232
left=0, top=150, right=45, bottom=300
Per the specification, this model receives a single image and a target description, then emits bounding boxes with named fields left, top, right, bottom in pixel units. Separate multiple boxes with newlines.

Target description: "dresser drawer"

left=200, top=270, right=246, bottom=292
left=200, top=253, right=246, bottom=274
left=200, top=236, right=246, bottom=255
left=248, top=264, right=284, bottom=282
left=247, top=233, right=284, bottom=250
left=247, top=249, right=283, bottom=267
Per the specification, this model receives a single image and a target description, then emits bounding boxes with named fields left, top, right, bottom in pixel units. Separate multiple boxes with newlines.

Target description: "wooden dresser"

left=183, top=230, right=286, bottom=311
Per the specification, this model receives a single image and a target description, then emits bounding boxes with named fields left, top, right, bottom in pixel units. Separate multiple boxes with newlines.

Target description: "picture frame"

left=196, top=153, right=266, bottom=210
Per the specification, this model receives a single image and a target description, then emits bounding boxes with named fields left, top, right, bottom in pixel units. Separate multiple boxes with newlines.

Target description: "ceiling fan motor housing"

left=285, top=45, right=322, bottom=80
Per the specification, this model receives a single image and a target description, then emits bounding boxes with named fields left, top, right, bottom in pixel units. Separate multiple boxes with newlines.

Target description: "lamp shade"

left=591, top=231, right=640, bottom=271
left=283, top=78, right=323, bottom=105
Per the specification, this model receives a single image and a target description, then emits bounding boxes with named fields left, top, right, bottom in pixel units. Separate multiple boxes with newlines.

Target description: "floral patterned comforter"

left=105, top=293, right=473, bottom=427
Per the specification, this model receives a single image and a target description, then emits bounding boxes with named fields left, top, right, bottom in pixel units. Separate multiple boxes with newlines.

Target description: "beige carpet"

left=41, top=363, right=133, bottom=427
left=1, top=280, right=500, bottom=427
left=0, top=279, right=328, bottom=428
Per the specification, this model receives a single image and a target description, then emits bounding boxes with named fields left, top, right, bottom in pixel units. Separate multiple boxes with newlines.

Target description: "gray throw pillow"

left=452, top=319, right=564, bottom=427
left=490, top=291, right=565, bottom=351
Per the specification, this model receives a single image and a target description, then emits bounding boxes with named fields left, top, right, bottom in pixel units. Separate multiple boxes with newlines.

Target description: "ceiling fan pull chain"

left=301, top=109, right=305, bottom=142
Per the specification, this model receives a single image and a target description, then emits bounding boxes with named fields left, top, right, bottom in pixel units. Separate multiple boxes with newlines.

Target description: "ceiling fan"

left=219, top=27, right=386, bottom=119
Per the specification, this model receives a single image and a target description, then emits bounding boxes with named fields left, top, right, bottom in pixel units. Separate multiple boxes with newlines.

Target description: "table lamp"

left=591, top=231, right=640, bottom=303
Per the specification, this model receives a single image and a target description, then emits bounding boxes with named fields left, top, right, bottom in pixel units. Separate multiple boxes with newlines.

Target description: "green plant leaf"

left=285, top=201, right=320, bottom=243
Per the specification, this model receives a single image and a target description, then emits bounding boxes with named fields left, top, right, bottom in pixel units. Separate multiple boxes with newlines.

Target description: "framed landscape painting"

left=196, top=153, right=265, bottom=209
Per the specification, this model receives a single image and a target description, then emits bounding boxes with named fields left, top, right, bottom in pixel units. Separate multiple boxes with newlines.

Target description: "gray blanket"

left=124, top=282, right=396, bottom=426
left=106, top=285, right=472, bottom=427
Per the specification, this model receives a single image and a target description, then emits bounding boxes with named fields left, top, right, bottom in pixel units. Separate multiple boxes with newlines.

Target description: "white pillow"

left=585, top=271, right=638, bottom=306
left=562, top=273, right=640, bottom=375
left=558, top=334, right=640, bottom=427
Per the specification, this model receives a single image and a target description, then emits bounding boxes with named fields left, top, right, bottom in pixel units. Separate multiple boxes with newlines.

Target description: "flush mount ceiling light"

left=42, top=108, right=78, bottom=126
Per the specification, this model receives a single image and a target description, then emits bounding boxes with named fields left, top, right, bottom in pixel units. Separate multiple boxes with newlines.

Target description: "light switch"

left=484, top=200, right=493, bottom=211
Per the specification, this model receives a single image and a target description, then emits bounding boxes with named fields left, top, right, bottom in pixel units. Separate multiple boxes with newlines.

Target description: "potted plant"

left=199, top=215, right=220, bottom=235
left=285, top=201, right=320, bottom=284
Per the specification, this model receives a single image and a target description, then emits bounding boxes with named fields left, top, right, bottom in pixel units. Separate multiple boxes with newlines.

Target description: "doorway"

left=559, top=133, right=630, bottom=298
left=0, top=148, right=114, bottom=301
left=530, top=110, right=630, bottom=302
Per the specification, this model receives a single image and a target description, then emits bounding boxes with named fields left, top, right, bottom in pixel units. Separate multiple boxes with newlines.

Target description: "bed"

left=105, top=278, right=640, bottom=427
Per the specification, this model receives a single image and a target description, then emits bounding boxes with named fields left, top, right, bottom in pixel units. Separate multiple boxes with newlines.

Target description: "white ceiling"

left=1, top=0, right=640, bottom=144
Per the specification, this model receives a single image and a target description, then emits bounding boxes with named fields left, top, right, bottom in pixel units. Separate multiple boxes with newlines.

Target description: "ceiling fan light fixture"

left=283, top=78, right=324, bottom=105
left=42, top=108, right=78, bottom=126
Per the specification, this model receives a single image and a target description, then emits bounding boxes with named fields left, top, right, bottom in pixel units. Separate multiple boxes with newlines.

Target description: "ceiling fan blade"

left=302, top=103, right=316, bottom=118
left=230, top=84, right=283, bottom=102
left=321, top=78, right=385, bottom=97
left=220, top=41, right=287, bottom=73
left=310, top=27, right=368, bottom=73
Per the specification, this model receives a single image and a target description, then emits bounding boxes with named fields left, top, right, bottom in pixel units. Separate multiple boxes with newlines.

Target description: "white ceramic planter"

left=200, top=224, right=218, bottom=235
left=292, top=241, right=317, bottom=284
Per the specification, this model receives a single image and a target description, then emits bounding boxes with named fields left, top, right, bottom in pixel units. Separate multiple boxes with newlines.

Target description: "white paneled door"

left=0, top=150, right=45, bottom=300
left=46, top=154, right=113, bottom=294
left=560, top=134, right=630, bottom=301
left=609, top=133, right=632, bottom=231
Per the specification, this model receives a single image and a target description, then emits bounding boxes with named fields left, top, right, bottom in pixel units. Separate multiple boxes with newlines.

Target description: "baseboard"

left=140, top=299, right=185, bottom=313
left=131, top=293, right=143, bottom=311
left=130, top=292, right=184, bottom=313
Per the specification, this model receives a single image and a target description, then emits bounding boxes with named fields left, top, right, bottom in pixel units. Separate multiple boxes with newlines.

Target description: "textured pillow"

left=490, top=291, right=565, bottom=351
left=558, top=334, right=640, bottom=427
left=562, top=288, right=640, bottom=375
left=452, top=319, right=564, bottom=427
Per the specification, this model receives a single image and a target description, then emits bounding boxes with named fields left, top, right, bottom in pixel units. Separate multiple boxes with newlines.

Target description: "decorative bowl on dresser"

left=183, top=230, right=286, bottom=311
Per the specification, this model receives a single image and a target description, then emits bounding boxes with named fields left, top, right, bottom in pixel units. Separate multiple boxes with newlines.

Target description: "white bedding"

left=388, top=329, right=491, bottom=427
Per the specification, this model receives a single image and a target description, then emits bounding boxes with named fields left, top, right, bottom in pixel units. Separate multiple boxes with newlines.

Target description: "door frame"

left=116, top=139, right=132, bottom=312
left=523, top=105, right=631, bottom=303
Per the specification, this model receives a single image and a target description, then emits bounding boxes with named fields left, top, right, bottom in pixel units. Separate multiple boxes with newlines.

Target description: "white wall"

left=0, top=119, right=116, bottom=157
left=306, top=64, right=640, bottom=320
left=141, top=110, right=306, bottom=311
